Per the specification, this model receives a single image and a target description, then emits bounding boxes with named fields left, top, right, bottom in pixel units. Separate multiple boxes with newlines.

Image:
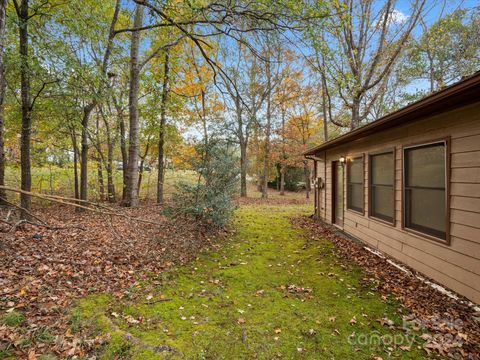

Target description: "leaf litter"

left=0, top=203, right=220, bottom=358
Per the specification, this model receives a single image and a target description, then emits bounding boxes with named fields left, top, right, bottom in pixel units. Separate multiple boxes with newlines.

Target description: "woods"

left=0, top=0, right=477, bottom=213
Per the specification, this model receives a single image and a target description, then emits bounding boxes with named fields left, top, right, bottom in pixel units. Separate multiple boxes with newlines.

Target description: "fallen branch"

left=0, top=196, right=86, bottom=231
left=0, top=196, right=50, bottom=226
left=0, top=186, right=161, bottom=226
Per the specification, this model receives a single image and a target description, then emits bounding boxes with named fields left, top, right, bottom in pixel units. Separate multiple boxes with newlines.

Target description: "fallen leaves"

left=279, top=284, right=313, bottom=299
left=125, top=315, right=141, bottom=325
left=0, top=203, right=217, bottom=358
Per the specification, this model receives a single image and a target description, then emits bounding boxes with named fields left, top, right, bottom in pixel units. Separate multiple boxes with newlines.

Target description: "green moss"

left=38, top=353, right=59, bottom=360
left=100, top=331, right=132, bottom=360
left=2, top=310, right=25, bottom=327
left=74, top=204, right=432, bottom=359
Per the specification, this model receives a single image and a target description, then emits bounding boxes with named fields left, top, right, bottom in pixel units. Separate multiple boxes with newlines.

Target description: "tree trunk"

left=253, top=123, right=262, bottom=193
left=79, top=103, right=95, bottom=208
left=119, top=112, right=127, bottom=199
left=123, top=4, right=143, bottom=207
left=70, top=127, right=79, bottom=199
left=320, top=73, right=329, bottom=142
left=200, top=90, right=208, bottom=156
left=239, top=140, right=247, bottom=197
left=102, top=112, right=116, bottom=202
left=280, top=165, right=285, bottom=195
left=261, top=61, right=271, bottom=199
left=18, top=0, right=32, bottom=218
left=78, top=0, right=119, bottom=207
left=96, top=156, right=105, bottom=201
left=237, top=97, right=247, bottom=198
left=137, top=142, right=149, bottom=196
left=0, top=0, right=7, bottom=205
left=280, top=108, right=286, bottom=196
left=157, top=50, right=170, bottom=204
left=351, top=95, right=361, bottom=130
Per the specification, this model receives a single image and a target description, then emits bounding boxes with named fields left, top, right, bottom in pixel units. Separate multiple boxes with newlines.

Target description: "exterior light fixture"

left=339, top=156, right=346, bottom=164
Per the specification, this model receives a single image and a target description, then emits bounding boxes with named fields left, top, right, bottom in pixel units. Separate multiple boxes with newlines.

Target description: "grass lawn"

left=74, top=204, right=432, bottom=359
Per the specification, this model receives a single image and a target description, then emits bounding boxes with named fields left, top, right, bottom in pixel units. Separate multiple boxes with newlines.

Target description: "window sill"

left=347, top=208, right=365, bottom=216
left=368, top=215, right=395, bottom=227
left=403, top=227, right=450, bottom=246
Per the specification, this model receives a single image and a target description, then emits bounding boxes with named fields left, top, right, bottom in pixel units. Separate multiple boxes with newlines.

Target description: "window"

left=369, top=151, right=394, bottom=223
left=347, top=156, right=364, bottom=213
left=404, top=141, right=447, bottom=240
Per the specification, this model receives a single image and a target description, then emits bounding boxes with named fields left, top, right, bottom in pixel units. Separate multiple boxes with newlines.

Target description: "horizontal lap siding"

left=451, top=151, right=480, bottom=168
left=315, top=102, right=480, bottom=303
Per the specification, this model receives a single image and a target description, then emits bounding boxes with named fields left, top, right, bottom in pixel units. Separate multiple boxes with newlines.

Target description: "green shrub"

left=269, top=165, right=305, bottom=191
left=168, top=141, right=239, bottom=229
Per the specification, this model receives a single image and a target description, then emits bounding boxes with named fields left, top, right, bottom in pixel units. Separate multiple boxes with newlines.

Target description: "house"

left=304, top=72, right=480, bottom=304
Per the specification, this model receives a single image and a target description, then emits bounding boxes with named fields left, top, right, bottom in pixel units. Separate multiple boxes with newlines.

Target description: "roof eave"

left=304, top=72, right=480, bottom=156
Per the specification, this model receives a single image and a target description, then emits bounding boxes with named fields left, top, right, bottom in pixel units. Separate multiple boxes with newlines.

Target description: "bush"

left=168, top=141, right=239, bottom=229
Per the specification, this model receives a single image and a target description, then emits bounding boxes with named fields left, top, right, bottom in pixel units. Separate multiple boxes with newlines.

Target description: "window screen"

left=347, top=156, right=364, bottom=212
left=370, top=152, right=394, bottom=222
left=404, top=142, right=446, bottom=240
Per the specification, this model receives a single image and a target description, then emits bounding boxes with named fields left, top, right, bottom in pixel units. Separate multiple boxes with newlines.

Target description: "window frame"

left=346, top=154, right=365, bottom=214
left=368, top=149, right=396, bottom=225
left=402, top=138, right=451, bottom=244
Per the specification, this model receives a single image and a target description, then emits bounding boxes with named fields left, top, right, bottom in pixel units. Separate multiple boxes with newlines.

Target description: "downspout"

left=305, top=154, right=323, bottom=218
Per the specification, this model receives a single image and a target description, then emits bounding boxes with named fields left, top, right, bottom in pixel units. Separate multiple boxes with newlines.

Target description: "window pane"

left=406, top=144, right=445, bottom=188
left=406, top=188, right=446, bottom=237
left=348, top=158, right=363, bottom=183
left=335, top=163, right=344, bottom=221
left=404, top=142, right=447, bottom=240
left=349, top=183, right=363, bottom=211
left=372, top=186, right=393, bottom=220
left=371, top=153, right=394, bottom=186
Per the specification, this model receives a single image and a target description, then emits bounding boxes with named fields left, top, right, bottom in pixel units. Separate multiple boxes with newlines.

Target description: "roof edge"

left=304, top=72, right=480, bottom=156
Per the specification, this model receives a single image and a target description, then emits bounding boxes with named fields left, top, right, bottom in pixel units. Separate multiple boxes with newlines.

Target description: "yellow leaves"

left=172, top=143, right=200, bottom=169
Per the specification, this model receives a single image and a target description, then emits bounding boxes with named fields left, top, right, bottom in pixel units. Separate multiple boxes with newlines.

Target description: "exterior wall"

left=314, top=101, right=480, bottom=303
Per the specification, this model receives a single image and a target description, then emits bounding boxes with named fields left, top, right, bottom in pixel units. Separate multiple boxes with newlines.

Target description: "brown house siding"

left=313, top=102, right=480, bottom=303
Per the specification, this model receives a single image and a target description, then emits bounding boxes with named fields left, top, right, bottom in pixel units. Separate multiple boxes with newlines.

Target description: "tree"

left=0, top=0, right=6, bottom=205
left=11, top=0, right=56, bottom=217
left=273, top=51, right=302, bottom=195
left=219, top=40, right=260, bottom=198
left=79, top=0, right=120, bottom=205
left=283, top=84, right=322, bottom=198
left=404, top=9, right=480, bottom=92
left=307, top=0, right=426, bottom=130
left=123, top=3, right=143, bottom=207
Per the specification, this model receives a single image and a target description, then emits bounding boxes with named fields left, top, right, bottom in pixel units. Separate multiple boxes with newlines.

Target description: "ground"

left=2, top=186, right=476, bottom=359
left=70, top=204, right=432, bottom=359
